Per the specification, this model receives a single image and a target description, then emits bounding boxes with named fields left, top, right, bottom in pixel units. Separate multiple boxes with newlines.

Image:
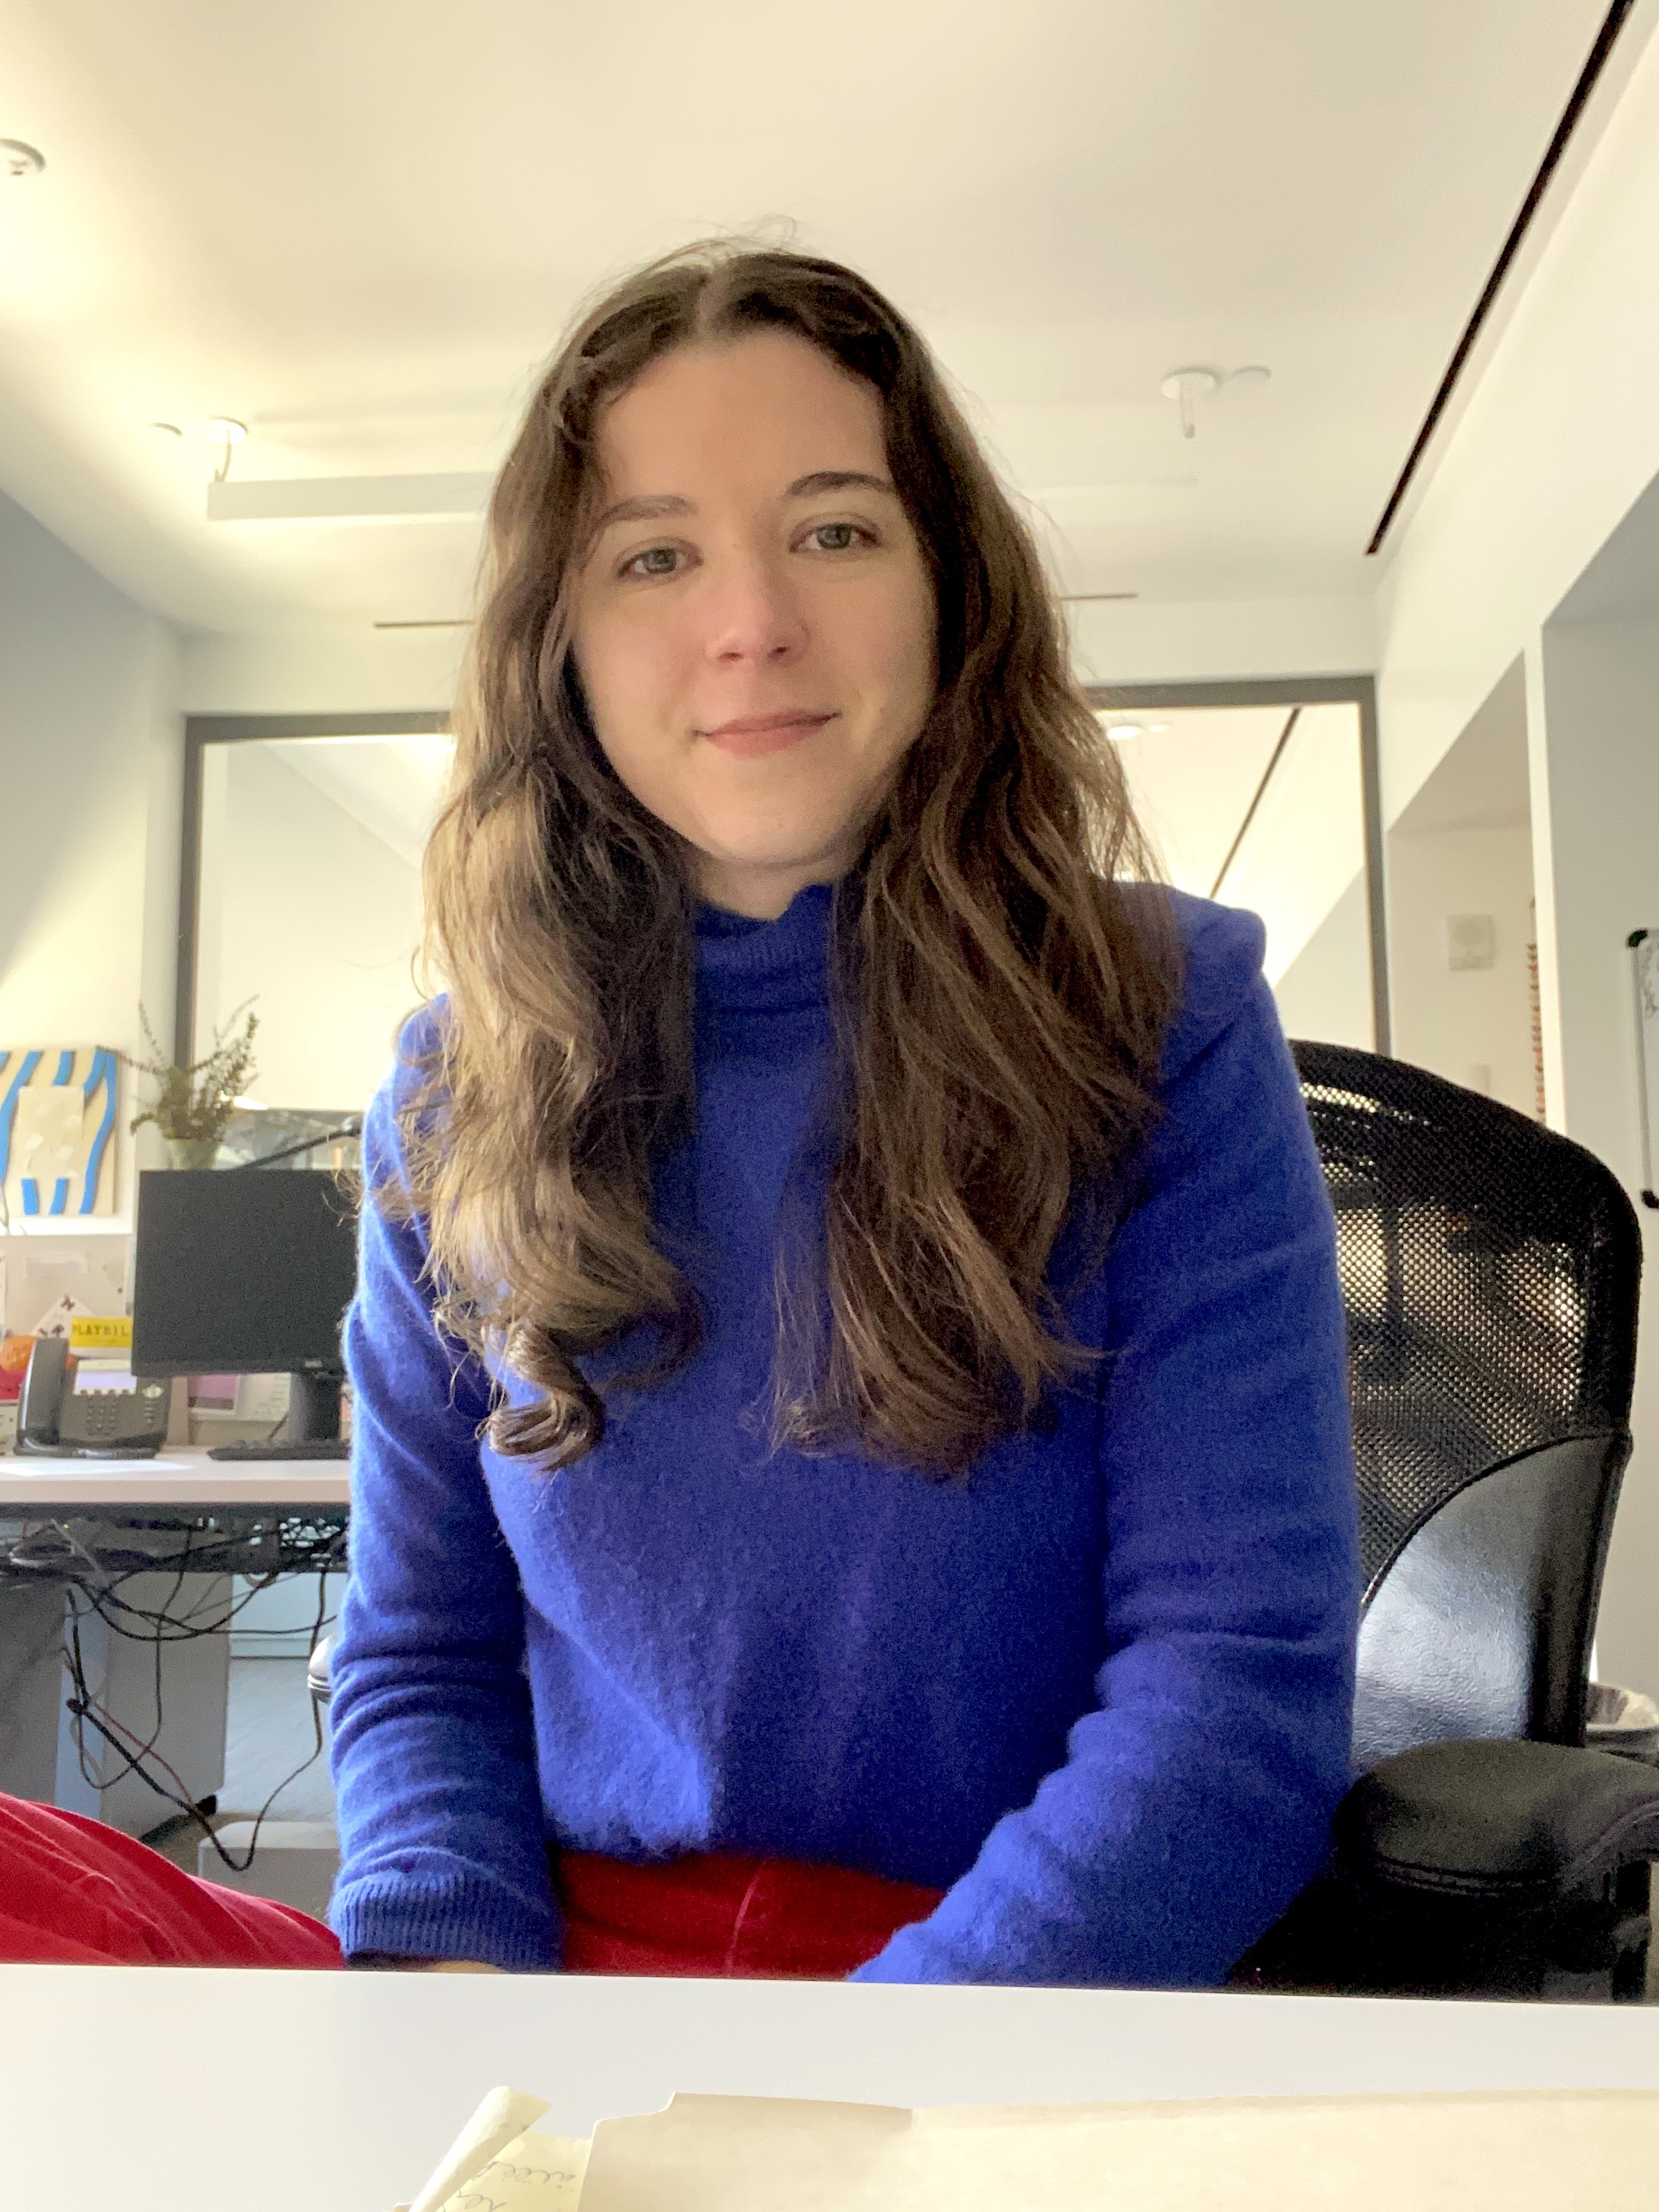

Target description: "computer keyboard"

left=206, top=1438, right=352, bottom=1461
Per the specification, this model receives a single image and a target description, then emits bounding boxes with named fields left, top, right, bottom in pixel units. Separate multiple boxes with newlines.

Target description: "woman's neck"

left=692, top=849, right=849, bottom=922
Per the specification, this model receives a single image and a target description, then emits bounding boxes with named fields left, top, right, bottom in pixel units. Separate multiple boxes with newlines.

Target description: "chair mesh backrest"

left=1290, top=1043, right=1640, bottom=1598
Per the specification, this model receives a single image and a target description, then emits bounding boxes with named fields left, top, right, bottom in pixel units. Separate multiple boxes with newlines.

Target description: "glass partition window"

left=193, top=732, right=453, bottom=1115
left=1101, top=702, right=1373, bottom=1049
left=190, top=707, right=1371, bottom=1122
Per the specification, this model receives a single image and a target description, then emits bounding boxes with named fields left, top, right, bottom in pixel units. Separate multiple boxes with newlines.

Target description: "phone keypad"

left=79, top=1388, right=165, bottom=1442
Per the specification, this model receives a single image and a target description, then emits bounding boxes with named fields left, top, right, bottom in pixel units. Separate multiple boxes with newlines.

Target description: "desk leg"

left=0, top=1579, right=69, bottom=1802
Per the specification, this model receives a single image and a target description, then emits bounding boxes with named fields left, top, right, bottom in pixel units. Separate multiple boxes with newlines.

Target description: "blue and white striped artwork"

left=0, top=1047, right=120, bottom=1218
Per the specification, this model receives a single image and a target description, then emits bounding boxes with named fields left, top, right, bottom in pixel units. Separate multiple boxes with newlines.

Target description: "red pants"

left=0, top=1794, right=342, bottom=1968
left=557, top=1849, right=942, bottom=1977
left=0, top=1792, right=939, bottom=1974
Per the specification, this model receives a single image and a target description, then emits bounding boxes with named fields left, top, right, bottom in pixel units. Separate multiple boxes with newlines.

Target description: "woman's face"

left=569, top=331, right=937, bottom=919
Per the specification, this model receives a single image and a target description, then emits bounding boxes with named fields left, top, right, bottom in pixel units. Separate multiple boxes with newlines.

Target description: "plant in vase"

left=127, top=1005, right=259, bottom=1169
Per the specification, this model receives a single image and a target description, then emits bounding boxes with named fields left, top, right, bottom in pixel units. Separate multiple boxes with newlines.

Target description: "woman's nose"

left=703, top=556, right=807, bottom=668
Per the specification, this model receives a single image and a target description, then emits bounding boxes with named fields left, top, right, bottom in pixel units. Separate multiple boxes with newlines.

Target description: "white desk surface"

left=0, top=1441, right=350, bottom=1510
left=0, top=1971, right=1656, bottom=2211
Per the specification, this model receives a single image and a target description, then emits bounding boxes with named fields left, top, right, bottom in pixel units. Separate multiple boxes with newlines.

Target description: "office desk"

left=0, top=1447, right=348, bottom=1821
left=0, top=1971, right=1656, bottom=2212
left=0, top=1442, right=350, bottom=1511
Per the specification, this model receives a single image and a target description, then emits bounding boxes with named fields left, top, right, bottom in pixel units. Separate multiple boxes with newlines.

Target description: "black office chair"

left=1240, top=1042, right=1659, bottom=2000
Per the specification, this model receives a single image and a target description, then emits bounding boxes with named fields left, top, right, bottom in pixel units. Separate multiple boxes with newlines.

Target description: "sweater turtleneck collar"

left=693, top=881, right=835, bottom=1014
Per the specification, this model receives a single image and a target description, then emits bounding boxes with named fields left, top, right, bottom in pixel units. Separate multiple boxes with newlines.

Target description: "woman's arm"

left=855, top=925, right=1360, bottom=1988
left=327, top=1049, right=560, bottom=1971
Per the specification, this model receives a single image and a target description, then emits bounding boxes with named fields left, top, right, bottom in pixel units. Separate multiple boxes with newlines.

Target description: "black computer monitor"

left=131, top=1169, right=359, bottom=1442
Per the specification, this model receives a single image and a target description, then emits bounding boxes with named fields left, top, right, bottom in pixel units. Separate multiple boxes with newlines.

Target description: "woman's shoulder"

left=390, top=997, right=451, bottom=1094
left=1123, top=884, right=1274, bottom=1090
left=362, top=998, right=453, bottom=1184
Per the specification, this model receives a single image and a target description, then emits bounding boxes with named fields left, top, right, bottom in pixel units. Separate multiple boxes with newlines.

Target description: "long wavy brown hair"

left=401, top=240, right=1178, bottom=1477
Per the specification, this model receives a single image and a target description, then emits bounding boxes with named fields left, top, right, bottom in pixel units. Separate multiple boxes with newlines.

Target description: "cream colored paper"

left=404, top=2087, right=554, bottom=2212
left=428, top=2124, right=589, bottom=2212
left=577, top=2087, right=1659, bottom=2211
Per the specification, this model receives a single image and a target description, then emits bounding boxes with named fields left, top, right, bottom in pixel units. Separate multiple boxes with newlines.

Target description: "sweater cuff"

left=330, top=1870, right=561, bottom=1972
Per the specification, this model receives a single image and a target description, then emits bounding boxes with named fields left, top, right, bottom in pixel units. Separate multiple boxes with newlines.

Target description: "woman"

left=0, top=239, right=1356, bottom=1979
left=324, top=241, right=1358, bottom=1986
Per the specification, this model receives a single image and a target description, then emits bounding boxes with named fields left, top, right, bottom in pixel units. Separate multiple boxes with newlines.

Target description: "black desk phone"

left=13, top=1336, right=169, bottom=1458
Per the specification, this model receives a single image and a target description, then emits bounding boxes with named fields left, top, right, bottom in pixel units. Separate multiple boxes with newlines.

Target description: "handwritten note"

left=400, top=2087, right=587, bottom=2212
left=428, top=2125, right=588, bottom=2212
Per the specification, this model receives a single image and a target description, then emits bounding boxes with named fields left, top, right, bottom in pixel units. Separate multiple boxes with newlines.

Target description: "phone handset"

left=15, top=1335, right=70, bottom=1452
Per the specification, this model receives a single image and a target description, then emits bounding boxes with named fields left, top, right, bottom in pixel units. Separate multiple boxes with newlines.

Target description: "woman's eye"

left=622, top=544, right=681, bottom=579
left=804, top=521, right=870, bottom=554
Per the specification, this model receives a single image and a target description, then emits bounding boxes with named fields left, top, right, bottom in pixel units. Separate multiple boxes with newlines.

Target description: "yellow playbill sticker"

left=69, top=1314, right=133, bottom=1351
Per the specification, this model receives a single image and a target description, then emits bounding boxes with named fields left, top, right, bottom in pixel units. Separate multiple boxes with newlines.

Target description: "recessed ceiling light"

left=0, top=140, right=44, bottom=180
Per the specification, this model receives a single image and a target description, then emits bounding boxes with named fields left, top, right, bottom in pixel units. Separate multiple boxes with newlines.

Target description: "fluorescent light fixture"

left=1097, top=718, right=1169, bottom=743
left=206, top=472, right=493, bottom=522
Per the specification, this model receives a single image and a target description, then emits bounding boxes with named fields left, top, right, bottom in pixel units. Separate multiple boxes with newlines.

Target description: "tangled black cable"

left=3, top=1512, right=347, bottom=1875
left=59, top=1564, right=337, bottom=1874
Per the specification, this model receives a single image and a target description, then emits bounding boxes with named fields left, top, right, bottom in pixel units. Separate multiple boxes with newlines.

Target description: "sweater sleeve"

left=326, top=1042, right=560, bottom=1970
left=853, top=913, right=1360, bottom=1988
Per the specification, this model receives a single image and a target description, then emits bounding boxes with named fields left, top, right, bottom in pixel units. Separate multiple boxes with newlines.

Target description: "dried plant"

left=127, top=1004, right=259, bottom=1145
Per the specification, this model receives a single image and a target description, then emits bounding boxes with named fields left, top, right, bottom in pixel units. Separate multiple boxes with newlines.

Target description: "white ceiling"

left=0, top=0, right=1613, bottom=635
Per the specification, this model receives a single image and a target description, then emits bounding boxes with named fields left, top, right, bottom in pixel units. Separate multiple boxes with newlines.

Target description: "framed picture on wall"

left=0, top=1047, right=120, bottom=1218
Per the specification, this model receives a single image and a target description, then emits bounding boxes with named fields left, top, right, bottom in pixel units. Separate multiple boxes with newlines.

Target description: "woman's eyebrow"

left=787, top=469, right=896, bottom=499
left=591, top=471, right=895, bottom=539
left=592, top=491, right=693, bottom=534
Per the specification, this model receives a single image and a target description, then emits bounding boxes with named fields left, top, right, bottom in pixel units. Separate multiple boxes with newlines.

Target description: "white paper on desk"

left=577, top=2086, right=1659, bottom=2211
left=403, top=2086, right=587, bottom=2212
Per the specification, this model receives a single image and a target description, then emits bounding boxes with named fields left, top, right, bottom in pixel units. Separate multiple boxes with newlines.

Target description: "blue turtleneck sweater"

left=327, top=887, right=1358, bottom=1983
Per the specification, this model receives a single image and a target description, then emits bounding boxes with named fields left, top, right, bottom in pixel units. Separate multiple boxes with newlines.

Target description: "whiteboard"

left=1628, top=929, right=1659, bottom=1209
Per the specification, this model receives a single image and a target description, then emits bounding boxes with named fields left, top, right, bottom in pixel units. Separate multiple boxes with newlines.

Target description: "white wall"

left=1272, top=872, right=1372, bottom=1050
left=201, top=744, right=424, bottom=1112
left=1526, top=619, right=1659, bottom=1698
left=1387, top=828, right=1539, bottom=1117
left=1531, top=622, right=1659, bottom=1161
left=0, top=485, right=182, bottom=1230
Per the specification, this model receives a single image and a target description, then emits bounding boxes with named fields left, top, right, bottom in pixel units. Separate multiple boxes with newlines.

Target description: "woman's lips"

left=700, top=710, right=837, bottom=759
